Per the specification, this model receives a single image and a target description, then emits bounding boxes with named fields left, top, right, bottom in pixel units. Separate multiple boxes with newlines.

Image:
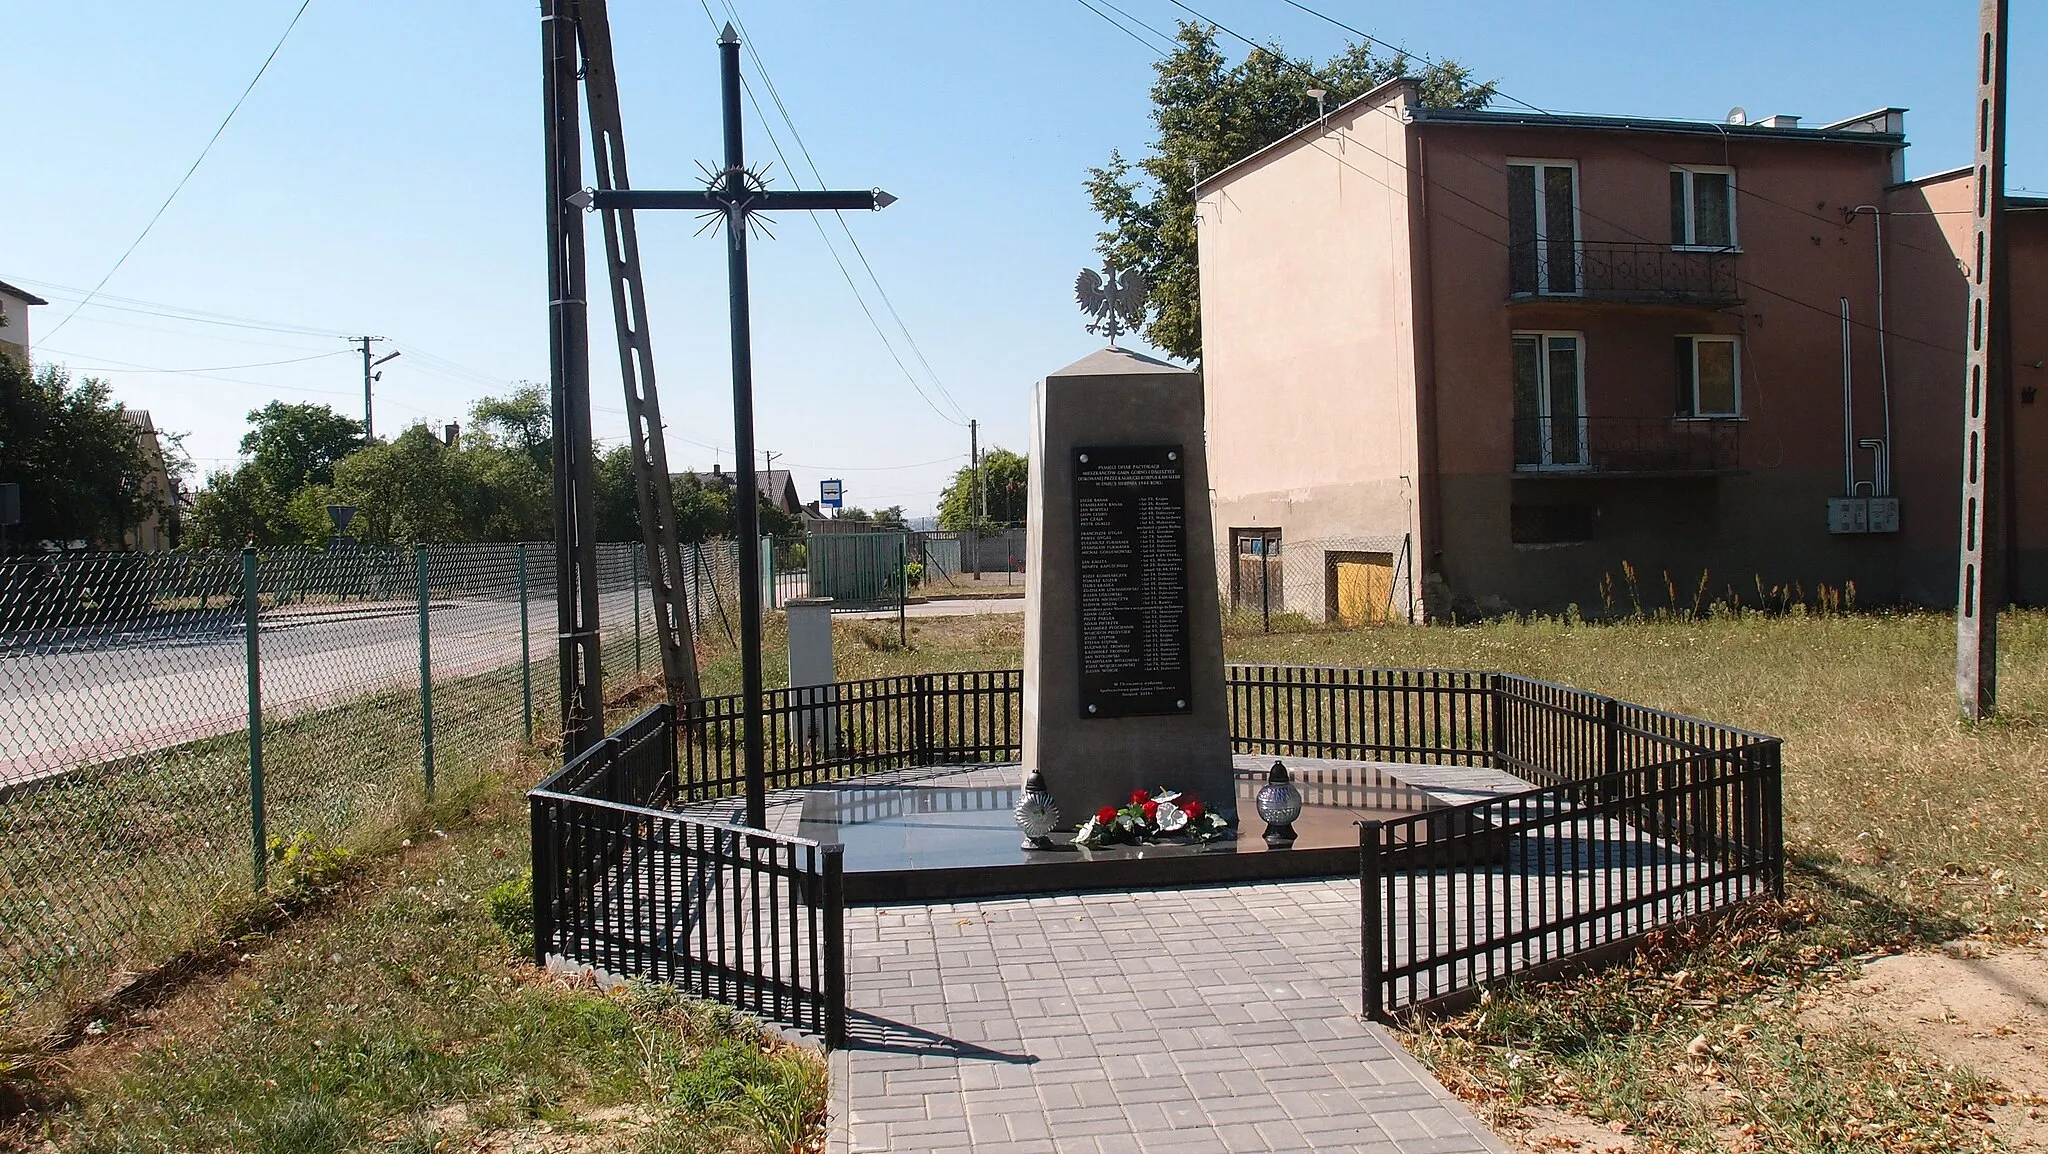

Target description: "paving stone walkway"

left=828, top=877, right=1510, bottom=1154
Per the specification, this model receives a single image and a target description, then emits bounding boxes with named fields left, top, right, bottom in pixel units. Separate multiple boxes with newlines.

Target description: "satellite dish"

left=1726, top=106, right=1749, bottom=126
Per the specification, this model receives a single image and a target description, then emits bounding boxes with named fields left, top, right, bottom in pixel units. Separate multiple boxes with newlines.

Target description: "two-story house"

left=1196, top=80, right=2047, bottom=618
left=0, top=278, right=47, bottom=365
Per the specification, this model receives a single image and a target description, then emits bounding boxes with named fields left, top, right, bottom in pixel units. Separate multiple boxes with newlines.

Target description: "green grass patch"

left=9, top=786, right=824, bottom=1154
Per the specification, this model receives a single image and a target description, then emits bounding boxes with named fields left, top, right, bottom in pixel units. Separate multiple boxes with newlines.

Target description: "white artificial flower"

left=1154, top=801, right=1189, bottom=832
left=1152, top=789, right=1181, bottom=802
left=1071, top=818, right=1098, bottom=846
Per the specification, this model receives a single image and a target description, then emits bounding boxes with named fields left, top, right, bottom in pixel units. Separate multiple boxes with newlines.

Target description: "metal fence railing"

left=531, top=703, right=845, bottom=1046
left=550, top=664, right=1776, bottom=1035
left=0, top=540, right=739, bottom=1042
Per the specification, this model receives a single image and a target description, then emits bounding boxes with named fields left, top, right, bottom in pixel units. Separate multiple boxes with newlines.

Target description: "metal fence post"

left=530, top=794, right=554, bottom=967
left=633, top=542, right=644, bottom=675
left=897, top=536, right=908, bottom=649
left=914, top=673, right=933, bottom=766
left=1359, top=820, right=1385, bottom=1022
left=1261, top=545, right=1272, bottom=633
left=519, top=543, right=534, bottom=744
left=417, top=544, right=435, bottom=799
left=823, top=843, right=847, bottom=1049
left=243, top=547, right=267, bottom=892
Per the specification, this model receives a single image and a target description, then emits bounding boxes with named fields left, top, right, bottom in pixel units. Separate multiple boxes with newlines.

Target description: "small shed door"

left=1327, top=551, right=1394, bottom=626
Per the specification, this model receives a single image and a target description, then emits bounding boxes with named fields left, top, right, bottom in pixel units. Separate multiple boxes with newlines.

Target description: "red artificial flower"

left=1131, top=789, right=1151, bottom=805
left=1182, top=799, right=1205, bottom=821
left=1141, top=800, right=1159, bottom=821
left=1096, top=806, right=1118, bottom=825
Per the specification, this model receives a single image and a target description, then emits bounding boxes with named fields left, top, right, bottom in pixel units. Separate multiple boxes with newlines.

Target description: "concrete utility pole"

left=354, top=336, right=397, bottom=439
left=969, top=418, right=982, bottom=580
left=542, top=0, right=605, bottom=757
left=1956, top=0, right=2013, bottom=720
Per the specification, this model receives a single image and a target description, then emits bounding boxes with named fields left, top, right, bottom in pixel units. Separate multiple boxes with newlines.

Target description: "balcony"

left=1514, top=416, right=1742, bottom=476
left=1509, top=241, right=1742, bottom=307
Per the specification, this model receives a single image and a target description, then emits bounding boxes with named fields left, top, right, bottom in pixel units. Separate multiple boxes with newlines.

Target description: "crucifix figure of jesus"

left=577, top=24, right=895, bottom=827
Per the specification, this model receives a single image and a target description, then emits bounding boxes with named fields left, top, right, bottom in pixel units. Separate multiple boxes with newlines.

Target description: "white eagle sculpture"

left=1074, top=260, right=1147, bottom=347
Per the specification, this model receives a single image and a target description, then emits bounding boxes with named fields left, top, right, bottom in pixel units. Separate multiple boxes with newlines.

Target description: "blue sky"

left=7, top=0, right=2042, bottom=516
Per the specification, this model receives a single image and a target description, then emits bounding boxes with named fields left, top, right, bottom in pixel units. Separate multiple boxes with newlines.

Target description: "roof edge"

left=0, top=279, right=50, bottom=306
left=1195, top=76, right=1418, bottom=195
left=1410, top=106, right=1904, bottom=147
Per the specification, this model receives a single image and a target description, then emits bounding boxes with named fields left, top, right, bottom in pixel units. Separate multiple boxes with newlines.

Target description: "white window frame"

left=1671, top=165, right=1739, bottom=251
left=1513, top=329, right=1589, bottom=470
left=1508, top=158, right=1583, bottom=296
left=1678, top=334, right=1742, bottom=417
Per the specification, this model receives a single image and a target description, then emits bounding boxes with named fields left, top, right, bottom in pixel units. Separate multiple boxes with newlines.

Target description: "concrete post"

left=785, top=597, right=836, bottom=757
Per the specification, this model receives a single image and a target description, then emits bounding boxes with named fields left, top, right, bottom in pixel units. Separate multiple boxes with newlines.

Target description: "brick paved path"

left=828, top=878, right=1509, bottom=1154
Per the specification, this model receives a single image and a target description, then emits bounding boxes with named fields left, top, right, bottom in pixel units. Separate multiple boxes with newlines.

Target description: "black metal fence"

left=530, top=703, right=846, bottom=1046
left=676, top=670, right=1024, bottom=800
left=1362, top=675, right=1782, bottom=1017
left=529, top=664, right=1779, bottom=1039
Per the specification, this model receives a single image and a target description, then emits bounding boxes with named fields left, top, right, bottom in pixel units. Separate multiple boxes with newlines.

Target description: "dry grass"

left=1227, top=609, right=2048, bottom=1152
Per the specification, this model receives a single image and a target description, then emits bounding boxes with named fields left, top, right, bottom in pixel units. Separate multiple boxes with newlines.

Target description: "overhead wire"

left=44, top=0, right=316, bottom=342
left=1130, top=0, right=1963, bottom=355
left=717, top=0, right=970, bottom=424
left=696, top=0, right=971, bottom=428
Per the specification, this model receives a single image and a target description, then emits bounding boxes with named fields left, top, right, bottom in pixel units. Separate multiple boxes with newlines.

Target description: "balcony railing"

left=1514, top=415, right=1742, bottom=474
left=1510, top=241, right=1741, bottom=305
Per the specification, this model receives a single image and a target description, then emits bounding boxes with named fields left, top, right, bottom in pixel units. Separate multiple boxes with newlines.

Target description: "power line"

left=718, top=0, right=969, bottom=423
left=44, top=0, right=316, bottom=342
left=696, top=0, right=970, bottom=428
left=1125, top=0, right=1963, bottom=355
left=28, top=348, right=347, bottom=374
left=1271, top=0, right=1958, bottom=257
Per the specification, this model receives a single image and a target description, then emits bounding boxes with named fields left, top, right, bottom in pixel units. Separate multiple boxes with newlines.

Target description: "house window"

left=1670, top=166, right=1737, bottom=248
left=1508, top=161, right=1580, bottom=295
left=1513, top=332, right=1586, bottom=468
left=1675, top=335, right=1741, bottom=416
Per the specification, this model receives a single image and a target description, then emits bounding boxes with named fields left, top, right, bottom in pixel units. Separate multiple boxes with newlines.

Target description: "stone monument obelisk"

left=1020, top=270, right=1235, bottom=825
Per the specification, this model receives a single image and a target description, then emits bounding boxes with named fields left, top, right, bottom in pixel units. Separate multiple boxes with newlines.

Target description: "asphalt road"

left=1, top=587, right=1023, bottom=787
left=0, top=589, right=644, bottom=785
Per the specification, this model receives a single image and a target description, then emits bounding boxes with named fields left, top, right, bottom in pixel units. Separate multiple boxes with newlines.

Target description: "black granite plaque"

left=1073, top=445, right=1191, bottom=718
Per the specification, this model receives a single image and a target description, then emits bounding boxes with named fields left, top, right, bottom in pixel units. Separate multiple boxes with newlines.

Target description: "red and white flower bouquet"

left=1071, top=787, right=1229, bottom=847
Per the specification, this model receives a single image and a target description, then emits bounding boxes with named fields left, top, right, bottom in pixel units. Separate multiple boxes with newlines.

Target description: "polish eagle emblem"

left=1074, top=260, right=1147, bottom=347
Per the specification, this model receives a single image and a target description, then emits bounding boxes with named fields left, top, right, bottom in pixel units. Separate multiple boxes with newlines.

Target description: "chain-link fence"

left=0, top=540, right=739, bottom=1042
left=1219, top=533, right=1416, bottom=632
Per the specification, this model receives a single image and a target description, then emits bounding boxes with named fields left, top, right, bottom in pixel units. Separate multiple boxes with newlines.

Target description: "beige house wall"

left=1196, top=81, right=1424, bottom=619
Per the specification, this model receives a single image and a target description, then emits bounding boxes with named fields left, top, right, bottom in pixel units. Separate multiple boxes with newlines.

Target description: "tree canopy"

left=937, top=448, right=1026, bottom=530
left=1086, top=21, right=1495, bottom=362
left=0, top=358, right=165, bottom=550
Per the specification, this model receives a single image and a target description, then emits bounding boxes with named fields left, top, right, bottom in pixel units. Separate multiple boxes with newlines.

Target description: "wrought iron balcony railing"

left=1509, top=240, right=1741, bottom=305
left=1513, top=415, right=1742, bottom=474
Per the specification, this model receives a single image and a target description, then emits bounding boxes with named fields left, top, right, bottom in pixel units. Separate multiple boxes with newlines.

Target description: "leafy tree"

left=239, top=402, right=364, bottom=497
left=184, top=403, right=364, bottom=547
left=469, top=384, right=552, bottom=475
left=937, top=448, right=1027, bottom=530
left=833, top=505, right=907, bottom=529
left=328, top=427, right=463, bottom=543
left=0, top=359, right=163, bottom=549
left=1086, top=21, right=1494, bottom=361
left=593, top=444, right=640, bottom=542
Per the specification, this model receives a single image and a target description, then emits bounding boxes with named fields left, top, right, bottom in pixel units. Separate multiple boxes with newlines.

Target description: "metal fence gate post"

left=1359, top=820, right=1385, bottom=1021
left=243, top=547, right=267, bottom=891
left=417, top=544, right=435, bottom=799
left=823, top=843, right=847, bottom=1048
left=898, top=536, right=908, bottom=649
left=519, top=543, right=533, bottom=744
left=633, top=542, right=644, bottom=675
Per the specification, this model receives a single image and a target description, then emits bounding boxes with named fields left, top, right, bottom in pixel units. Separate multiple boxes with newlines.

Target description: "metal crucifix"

left=574, top=23, right=894, bottom=827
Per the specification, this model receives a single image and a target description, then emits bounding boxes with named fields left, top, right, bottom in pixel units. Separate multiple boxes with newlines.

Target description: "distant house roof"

left=676, top=466, right=802, bottom=515
left=0, top=279, right=49, bottom=306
